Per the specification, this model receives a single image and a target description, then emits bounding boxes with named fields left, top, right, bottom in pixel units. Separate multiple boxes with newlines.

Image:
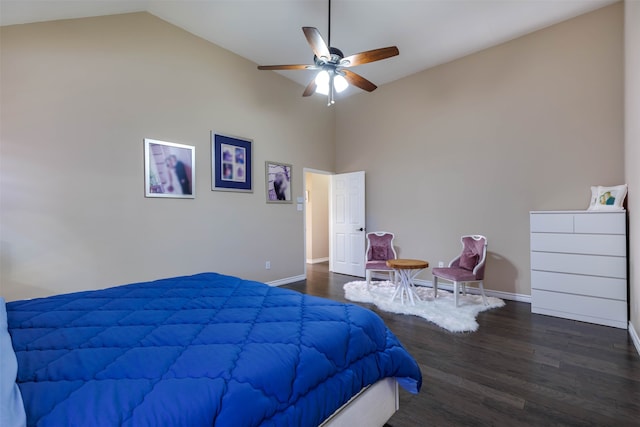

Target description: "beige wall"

left=0, top=4, right=632, bottom=322
left=305, top=172, right=330, bottom=263
left=0, top=13, right=335, bottom=301
left=625, top=0, right=640, bottom=334
left=335, top=3, right=624, bottom=297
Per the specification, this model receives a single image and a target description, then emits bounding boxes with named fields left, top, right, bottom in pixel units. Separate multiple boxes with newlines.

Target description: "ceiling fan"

left=257, top=0, right=399, bottom=106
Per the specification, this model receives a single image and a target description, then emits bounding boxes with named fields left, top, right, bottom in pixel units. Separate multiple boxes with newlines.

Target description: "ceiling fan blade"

left=302, top=79, right=317, bottom=97
left=257, top=64, right=314, bottom=71
left=341, top=46, right=399, bottom=67
left=343, top=70, right=377, bottom=92
left=303, top=27, right=330, bottom=60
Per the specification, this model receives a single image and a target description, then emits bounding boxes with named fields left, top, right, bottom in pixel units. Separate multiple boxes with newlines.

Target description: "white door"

left=330, top=171, right=366, bottom=277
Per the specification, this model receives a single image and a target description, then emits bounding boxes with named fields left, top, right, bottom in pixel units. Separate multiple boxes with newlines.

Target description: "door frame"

left=302, top=168, right=333, bottom=277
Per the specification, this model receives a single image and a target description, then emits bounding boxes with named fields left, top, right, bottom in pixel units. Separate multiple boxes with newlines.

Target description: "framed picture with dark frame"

left=265, top=161, right=292, bottom=203
left=211, top=132, right=253, bottom=192
left=144, top=138, right=195, bottom=199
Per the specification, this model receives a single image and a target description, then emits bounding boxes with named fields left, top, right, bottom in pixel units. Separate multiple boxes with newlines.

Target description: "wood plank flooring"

left=284, top=263, right=640, bottom=427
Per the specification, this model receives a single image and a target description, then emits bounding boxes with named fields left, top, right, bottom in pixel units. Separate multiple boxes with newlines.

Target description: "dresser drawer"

left=530, top=213, right=573, bottom=233
left=573, top=212, right=626, bottom=234
left=530, top=233, right=626, bottom=256
left=531, top=289, right=627, bottom=326
left=531, top=252, right=626, bottom=279
left=531, top=270, right=627, bottom=300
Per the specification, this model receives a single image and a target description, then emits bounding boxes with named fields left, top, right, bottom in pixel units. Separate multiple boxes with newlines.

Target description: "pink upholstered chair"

left=365, top=232, right=397, bottom=289
left=432, top=235, right=488, bottom=307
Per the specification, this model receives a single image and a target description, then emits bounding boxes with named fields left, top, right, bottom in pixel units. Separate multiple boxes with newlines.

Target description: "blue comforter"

left=6, top=273, right=421, bottom=426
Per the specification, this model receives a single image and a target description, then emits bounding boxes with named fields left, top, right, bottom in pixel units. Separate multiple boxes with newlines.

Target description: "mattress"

left=6, top=272, right=421, bottom=426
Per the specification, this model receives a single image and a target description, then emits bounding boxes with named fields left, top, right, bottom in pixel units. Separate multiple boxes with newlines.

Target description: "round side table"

left=386, top=259, right=429, bottom=305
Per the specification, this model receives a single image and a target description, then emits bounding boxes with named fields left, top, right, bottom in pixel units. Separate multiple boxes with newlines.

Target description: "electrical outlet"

left=265, top=261, right=271, bottom=270
left=438, top=261, right=444, bottom=268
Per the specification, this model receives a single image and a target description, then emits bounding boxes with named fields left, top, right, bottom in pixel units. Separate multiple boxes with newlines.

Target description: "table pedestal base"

left=391, top=268, right=422, bottom=305
left=386, top=259, right=429, bottom=306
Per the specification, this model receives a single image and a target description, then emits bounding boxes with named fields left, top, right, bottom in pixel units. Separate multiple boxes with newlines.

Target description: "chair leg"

left=478, top=280, right=488, bottom=305
left=366, top=270, right=371, bottom=291
left=433, top=276, right=438, bottom=299
left=453, top=281, right=459, bottom=307
left=388, top=271, right=394, bottom=284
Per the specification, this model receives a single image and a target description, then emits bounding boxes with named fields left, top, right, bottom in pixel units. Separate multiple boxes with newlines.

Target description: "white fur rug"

left=343, top=281, right=505, bottom=333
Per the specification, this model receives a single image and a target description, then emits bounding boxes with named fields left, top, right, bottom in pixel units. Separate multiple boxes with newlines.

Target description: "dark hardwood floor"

left=284, top=263, right=640, bottom=427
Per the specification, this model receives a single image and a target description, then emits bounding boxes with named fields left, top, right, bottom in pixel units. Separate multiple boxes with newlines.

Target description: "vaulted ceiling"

left=1, top=0, right=617, bottom=97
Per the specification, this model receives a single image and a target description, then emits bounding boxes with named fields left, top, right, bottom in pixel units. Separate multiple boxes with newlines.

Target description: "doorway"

left=304, top=169, right=331, bottom=272
left=303, top=169, right=366, bottom=278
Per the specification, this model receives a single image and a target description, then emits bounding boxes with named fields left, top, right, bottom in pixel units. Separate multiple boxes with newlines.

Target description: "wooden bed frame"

left=321, top=378, right=399, bottom=427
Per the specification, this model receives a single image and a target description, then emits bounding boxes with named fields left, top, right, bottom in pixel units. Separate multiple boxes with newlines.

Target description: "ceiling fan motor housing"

left=314, top=46, right=345, bottom=66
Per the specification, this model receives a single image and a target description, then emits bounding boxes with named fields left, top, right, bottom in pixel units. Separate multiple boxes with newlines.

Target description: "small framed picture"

left=144, top=138, right=195, bottom=198
left=211, top=132, right=252, bottom=192
left=587, top=184, right=627, bottom=211
left=265, top=161, right=292, bottom=203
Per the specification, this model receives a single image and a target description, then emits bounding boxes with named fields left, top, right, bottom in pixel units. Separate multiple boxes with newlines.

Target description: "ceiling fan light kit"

left=257, top=0, right=399, bottom=106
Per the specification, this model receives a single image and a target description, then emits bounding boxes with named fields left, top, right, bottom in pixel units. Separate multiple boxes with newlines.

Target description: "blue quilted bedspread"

left=6, top=273, right=421, bottom=426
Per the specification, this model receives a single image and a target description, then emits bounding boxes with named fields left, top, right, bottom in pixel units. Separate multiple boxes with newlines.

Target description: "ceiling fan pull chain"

left=328, top=73, right=335, bottom=106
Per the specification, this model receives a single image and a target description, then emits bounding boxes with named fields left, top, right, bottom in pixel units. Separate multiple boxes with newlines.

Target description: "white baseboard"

left=306, top=257, right=329, bottom=264
left=270, top=274, right=527, bottom=303
left=413, top=279, right=532, bottom=303
left=266, top=274, right=306, bottom=287
left=629, top=321, right=640, bottom=357
left=369, top=272, right=395, bottom=281
left=484, top=288, right=532, bottom=304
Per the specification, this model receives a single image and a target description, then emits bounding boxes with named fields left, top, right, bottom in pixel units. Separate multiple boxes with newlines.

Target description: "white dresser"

left=530, top=210, right=628, bottom=329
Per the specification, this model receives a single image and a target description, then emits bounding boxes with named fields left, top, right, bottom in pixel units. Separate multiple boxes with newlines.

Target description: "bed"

left=3, top=272, right=422, bottom=426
